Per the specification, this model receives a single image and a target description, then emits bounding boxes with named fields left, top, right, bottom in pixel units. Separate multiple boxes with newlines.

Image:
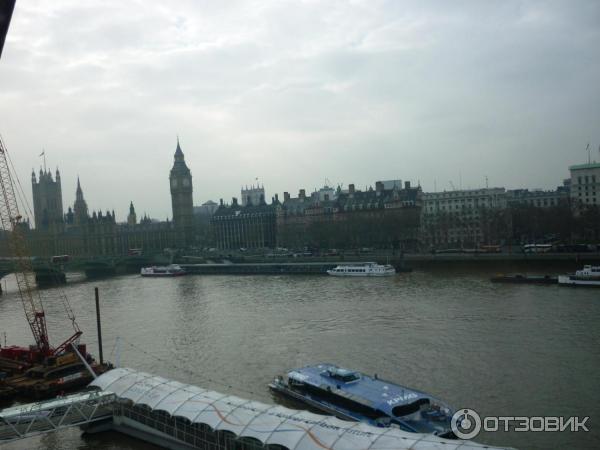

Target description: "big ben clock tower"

left=169, top=138, right=194, bottom=247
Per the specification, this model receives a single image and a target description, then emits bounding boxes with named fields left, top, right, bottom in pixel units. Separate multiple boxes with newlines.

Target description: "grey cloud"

left=0, top=0, right=599, bottom=220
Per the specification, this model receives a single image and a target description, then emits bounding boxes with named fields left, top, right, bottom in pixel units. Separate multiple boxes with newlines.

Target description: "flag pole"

left=587, top=143, right=591, bottom=165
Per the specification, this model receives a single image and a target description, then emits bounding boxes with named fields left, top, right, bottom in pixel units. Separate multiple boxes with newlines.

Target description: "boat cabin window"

left=392, top=398, right=430, bottom=417
left=326, top=369, right=360, bottom=382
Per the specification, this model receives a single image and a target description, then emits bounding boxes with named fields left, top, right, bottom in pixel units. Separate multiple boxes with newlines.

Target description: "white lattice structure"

left=91, top=368, right=516, bottom=450
left=0, top=390, right=115, bottom=443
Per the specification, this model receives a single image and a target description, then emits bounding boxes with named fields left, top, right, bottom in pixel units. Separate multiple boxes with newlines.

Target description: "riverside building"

left=505, top=183, right=570, bottom=208
left=421, top=188, right=507, bottom=248
left=569, top=162, right=600, bottom=207
left=275, top=181, right=422, bottom=250
left=211, top=195, right=277, bottom=250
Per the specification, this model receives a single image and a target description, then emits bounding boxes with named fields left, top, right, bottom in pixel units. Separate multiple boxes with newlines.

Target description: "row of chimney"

left=220, top=181, right=412, bottom=206
left=220, top=193, right=282, bottom=207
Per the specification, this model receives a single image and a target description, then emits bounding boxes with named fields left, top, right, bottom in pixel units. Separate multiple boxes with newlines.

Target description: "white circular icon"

left=451, top=408, right=482, bottom=440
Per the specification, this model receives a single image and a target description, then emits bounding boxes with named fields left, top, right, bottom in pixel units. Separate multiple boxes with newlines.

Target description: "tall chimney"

left=284, top=192, right=290, bottom=202
left=349, top=184, right=355, bottom=194
left=299, top=189, right=306, bottom=199
left=405, top=181, right=411, bottom=189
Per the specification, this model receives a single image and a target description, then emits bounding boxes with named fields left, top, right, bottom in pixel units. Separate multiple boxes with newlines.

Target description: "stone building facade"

left=569, top=162, right=600, bottom=208
left=506, top=184, right=570, bottom=209
left=210, top=181, right=422, bottom=251
left=23, top=180, right=177, bottom=257
left=2, top=144, right=191, bottom=258
left=277, top=181, right=422, bottom=250
left=241, top=185, right=265, bottom=207
left=211, top=197, right=277, bottom=250
left=31, top=168, right=63, bottom=230
left=420, top=188, right=508, bottom=248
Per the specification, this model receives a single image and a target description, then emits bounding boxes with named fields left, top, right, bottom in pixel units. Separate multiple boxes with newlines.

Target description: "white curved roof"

left=91, top=368, right=514, bottom=450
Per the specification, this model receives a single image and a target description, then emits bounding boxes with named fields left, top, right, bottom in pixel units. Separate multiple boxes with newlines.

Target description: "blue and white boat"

left=269, top=363, right=455, bottom=438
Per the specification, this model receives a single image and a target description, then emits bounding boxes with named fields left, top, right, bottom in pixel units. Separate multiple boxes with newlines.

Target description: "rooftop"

left=569, top=162, right=600, bottom=171
left=90, top=367, right=513, bottom=450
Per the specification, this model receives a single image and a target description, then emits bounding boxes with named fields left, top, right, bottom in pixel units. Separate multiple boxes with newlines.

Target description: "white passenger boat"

left=140, top=264, right=186, bottom=277
left=558, top=265, right=600, bottom=287
left=327, top=262, right=396, bottom=277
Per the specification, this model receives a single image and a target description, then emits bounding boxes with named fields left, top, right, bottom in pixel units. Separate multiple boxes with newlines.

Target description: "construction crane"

left=0, top=135, right=81, bottom=361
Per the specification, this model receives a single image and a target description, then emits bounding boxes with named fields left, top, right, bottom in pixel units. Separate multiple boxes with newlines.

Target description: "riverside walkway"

left=1, top=251, right=598, bottom=281
left=180, top=261, right=348, bottom=274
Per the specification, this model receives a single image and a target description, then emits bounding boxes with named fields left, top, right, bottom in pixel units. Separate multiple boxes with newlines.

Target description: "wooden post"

left=94, top=287, right=104, bottom=365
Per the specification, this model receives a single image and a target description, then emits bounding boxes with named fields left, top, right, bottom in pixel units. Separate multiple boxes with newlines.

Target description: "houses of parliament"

left=2, top=140, right=197, bottom=257
left=2, top=138, right=427, bottom=257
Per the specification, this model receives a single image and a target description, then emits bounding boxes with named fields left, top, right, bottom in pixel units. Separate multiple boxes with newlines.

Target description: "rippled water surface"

left=0, top=267, right=598, bottom=450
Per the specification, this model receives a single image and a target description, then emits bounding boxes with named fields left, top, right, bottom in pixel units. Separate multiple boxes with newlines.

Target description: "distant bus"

left=522, top=244, right=552, bottom=253
left=51, top=255, right=70, bottom=264
left=480, top=245, right=501, bottom=253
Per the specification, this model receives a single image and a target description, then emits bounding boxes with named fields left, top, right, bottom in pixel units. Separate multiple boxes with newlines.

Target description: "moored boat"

left=558, top=265, right=600, bottom=287
left=327, top=262, right=396, bottom=277
left=491, top=274, right=557, bottom=284
left=140, top=264, right=186, bottom=277
left=269, top=363, right=455, bottom=437
left=5, top=353, right=109, bottom=399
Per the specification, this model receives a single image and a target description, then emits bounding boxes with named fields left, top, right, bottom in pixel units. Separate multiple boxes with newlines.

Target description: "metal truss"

left=0, top=390, right=115, bottom=443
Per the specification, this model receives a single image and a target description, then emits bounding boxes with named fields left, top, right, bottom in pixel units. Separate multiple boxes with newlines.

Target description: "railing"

left=0, top=390, right=115, bottom=443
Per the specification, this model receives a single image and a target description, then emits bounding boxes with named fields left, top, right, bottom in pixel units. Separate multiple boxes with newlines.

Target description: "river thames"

left=0, top=267, right=598, bottom=450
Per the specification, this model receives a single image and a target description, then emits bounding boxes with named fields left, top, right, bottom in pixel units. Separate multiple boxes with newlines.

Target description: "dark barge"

left=490, top=274, right=558, bottom=284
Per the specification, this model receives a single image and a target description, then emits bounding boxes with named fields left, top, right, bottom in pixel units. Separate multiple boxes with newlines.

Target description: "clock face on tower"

left=183, top=178, right=190, bottom=187
left=171, top=179, right=178, bottom=188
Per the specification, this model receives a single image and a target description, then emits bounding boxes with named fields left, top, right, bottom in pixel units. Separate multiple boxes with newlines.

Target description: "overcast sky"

left=1, top=0, right=599, bottom=221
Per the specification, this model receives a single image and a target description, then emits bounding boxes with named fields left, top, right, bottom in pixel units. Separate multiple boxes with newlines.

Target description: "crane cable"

left=3, top=136, right=34, bottom=223
left=1, top=134, right=80, bottom=340
left=0, top=133, right=50, bottom=352
left=0, top=133, right=46, bottom=314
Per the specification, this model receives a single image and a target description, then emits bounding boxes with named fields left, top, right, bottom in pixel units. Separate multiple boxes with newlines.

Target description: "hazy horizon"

left=1, top=0, right=599, bottom=222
